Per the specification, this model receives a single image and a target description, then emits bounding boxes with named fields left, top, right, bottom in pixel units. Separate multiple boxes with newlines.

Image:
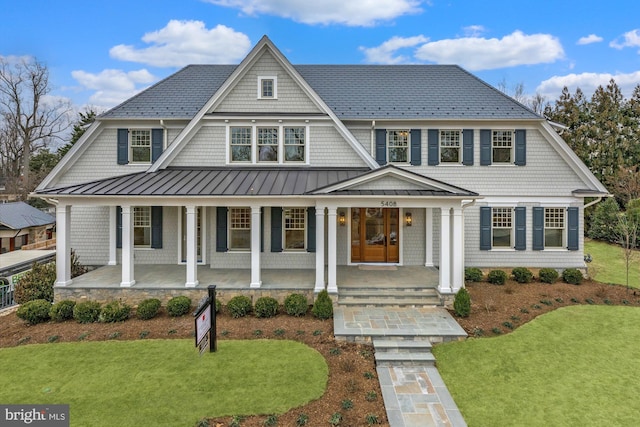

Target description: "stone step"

left=337, top=296, right=442, bottom=307
left=373, top=338, right=433, bottom=352
left=339, top=288, right=439, bottom=296
left=375, top=352, right=436, bottom=366
left=373, top=337, right=436, bottom=366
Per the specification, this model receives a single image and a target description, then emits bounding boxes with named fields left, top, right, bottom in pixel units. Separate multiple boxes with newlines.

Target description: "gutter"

left=584, top=196, right=605, bottom=209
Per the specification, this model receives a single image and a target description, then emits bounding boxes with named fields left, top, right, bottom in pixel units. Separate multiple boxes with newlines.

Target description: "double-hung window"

left=284, top=127, right=305, bottom=162
left=492, top=208, right=513, bottom=248
left=284, top=208, right=305, bottom=250
left=258, top=127, right=278, bottom=162
left=544, top=208, right=565, bottom=248
left=258, top=76, right=277, bottom=99
left=229, top=125, right=307, bottom=164
left=230, top=127, right=252, bottom=162
left=133, top=207, right=151, bottom=247
left=492, top=130, right=513, bottom=163
left=440, top=130, right=461, bottom=163
left=229, top=207, right=251, bottom=250
left=388, top=130, right=409, bottom=163
left=130, top=130, right=151, bottom=163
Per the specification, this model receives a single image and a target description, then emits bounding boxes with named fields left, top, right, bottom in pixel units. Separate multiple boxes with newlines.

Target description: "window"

left=440, top=130, right=461, bottom=163
left=229, top=207, right=251, bottom=250
left=284, top=208, right=305, bottom=250
left=133, top=207, right=151, bottom=247
left=544, top=208, right=565, bottom=248
left=492, top=130, right=513, bottom=163
left=130, top=130, right=151, bottom=163
left=284, top=127, right=305, bottom=162
left=257, top=127, right=278, bottom=162
left=230, top=127, right=252, bottom=162
left=492, top=208, right=512, bottom=247
left=258, top=76, right=277, bottom=99
left=388, top=130, right=409, bottom=163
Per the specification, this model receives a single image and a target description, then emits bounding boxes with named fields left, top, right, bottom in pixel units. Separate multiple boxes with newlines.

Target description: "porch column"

left=55, top=204, right=72, bottom=286
left=451, top=207, right=464, bottom=292
left=315, top=206, right=326, bottom=292
left=108, top=206, right=117, bottom=265
left=327, top=207, right=338, bottom=293
left=185, top=205, right=199, bottom=288
left=438, top=207, right=452, bottom=293
left=120, top=205, right=135, bottom=287
left=250, top=205, right=262, bottom=288
left=425, top=207, right=434, bottom=267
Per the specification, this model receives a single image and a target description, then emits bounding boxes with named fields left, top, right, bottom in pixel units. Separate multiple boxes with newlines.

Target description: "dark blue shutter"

left=515, top=129, right=526, bottom=166
left=307, top=207, right=316, bottom=252
left=151, top=129, right=163, bottom=162
left=533, top=207, right=544, bottom=250
left=216, top=207, right=227, bottom=252
left=480, top=130, right=491, bottom=166
left=410, top=129, right=421, bottom=166
left=375, top=129, right=387, bottom=165
left=151, top=206, right=163, bottom=249
left=567, top=207, right=579, bottom=250
left=480, top=207, right=492, bottom=250
left=271, top=207, right=283, bottom=252
left=515, top=207, right=526, bottom=250
left=427, top=129, right=439, bottom=166
left=117, top=129, right=128, bottom=165
left=116, top=206, right=122, bottom=249
left=462, top=129, right=474, bottom=165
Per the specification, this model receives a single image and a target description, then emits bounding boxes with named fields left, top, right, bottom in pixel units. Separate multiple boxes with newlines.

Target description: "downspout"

left=160, top=119, right=168, bottom=149
left=583, top=196, right=603, bottom=209
left=371, top=120, right=375, bottom=157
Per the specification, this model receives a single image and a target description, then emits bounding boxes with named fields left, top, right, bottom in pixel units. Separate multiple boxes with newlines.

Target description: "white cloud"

left=110, top=21, right=251, bottom=67
left=610, top=29, right=640, bottom=50
left=205, top=0, right=422, bottom=26
left=577, top=34, right=603, bottom=45
left=71, top=68, right=157, bottom=107
left=414, top=30, right=564, bottom=70
left=462, top=25, right=486, bottom=38
left=536, top=70, right=640, bottom=100
left=360, top=35, right=429, bottom=64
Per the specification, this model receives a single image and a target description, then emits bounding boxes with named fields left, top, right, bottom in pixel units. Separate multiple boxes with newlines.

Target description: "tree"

left=616, top=212, right=638, bottom=290
left=57, top=109, right=97, bottom=159
left=0, top=57, right=71, bottom=199
left=588, top=197, right=620, bottom=243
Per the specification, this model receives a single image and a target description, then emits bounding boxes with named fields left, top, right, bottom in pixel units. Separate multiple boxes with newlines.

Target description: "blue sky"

left=2, top=0, right=639, bottom=113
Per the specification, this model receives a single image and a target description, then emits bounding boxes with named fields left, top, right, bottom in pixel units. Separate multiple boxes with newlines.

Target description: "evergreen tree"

left=57, top=109, right=97, bottom=159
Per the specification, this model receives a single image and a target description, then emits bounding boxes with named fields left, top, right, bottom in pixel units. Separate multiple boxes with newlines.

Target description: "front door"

left=351, top=208, right=399, bottom=263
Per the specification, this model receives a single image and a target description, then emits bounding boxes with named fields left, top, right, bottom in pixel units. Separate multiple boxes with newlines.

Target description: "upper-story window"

left=492, top=130, right=513, bottom=163
left=130, top=130, right=151, bottom=163
left=440, top=130, right=461, bottom=163
left=258, top=76, right=277, bottom=99
left=229, top=125, right=307, bottom=164
left=387, top=130, right=409, bottom=163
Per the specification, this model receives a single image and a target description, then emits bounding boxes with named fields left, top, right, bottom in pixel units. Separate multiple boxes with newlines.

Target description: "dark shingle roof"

left=0, top=202, right=55, bottom=229
left=99, top=64, right=541, bottom=120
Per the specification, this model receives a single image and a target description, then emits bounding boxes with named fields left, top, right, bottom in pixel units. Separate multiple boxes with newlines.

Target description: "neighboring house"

left=34, top=36, right=607, bottom=302
left=0, top=201, right=55, bottom=253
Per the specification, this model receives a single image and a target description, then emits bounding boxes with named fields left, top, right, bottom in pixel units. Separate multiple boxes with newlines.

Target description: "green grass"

left=585, top=240, right=640, bottom=287
left=0, top=339, right=327, bottom=426
left=434, top=306, right=640, bottom=426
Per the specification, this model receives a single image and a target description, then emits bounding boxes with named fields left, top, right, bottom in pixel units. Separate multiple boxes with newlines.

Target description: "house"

left=0, top=201, right=55, bottom=253
left=34, top=36, right=607, bottom=305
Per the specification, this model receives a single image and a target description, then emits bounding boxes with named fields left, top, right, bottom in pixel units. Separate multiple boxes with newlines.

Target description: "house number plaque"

left=380, top=201, right=397, bottom=207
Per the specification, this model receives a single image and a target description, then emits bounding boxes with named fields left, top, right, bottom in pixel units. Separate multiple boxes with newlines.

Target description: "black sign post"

left=208, top=285, right=217, bottom=352
left=194, top=285, right=217, bottom=353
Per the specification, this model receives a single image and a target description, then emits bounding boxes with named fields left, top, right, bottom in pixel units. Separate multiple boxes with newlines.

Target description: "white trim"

left=185, top=205, right=199, bottom=288
left=257, top=75, right=278, bottom=99
left=250, top=205, right=262, bottom=288
left=55, top=205, right=72, bottom=286
left=315, top=206, right=326, bottom=292
left=108, top=206, right=117, bottom=265
left=424, top=208, right=434, bottom=267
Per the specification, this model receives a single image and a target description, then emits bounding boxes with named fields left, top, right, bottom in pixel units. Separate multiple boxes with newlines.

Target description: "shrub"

left=539, top=268, right=559, bottom=284
left=453, top=288, right=471, bottom=317
left=511, top=267, right=533, bottom=284
left=312, top=290, right=333, bottom=320
left=284, top=293, right=309, bottom=316
left=50, top=300, right=76, bottom=322
left=13, top=261, right=56, bottom=304
left=254, top=296, right=279, bottom=318
left=137, top=298, right=161, bottom=320
left=16, top=299, right=51, bottom=324
left=215, top=299, right=222, bottom=313
left=563, top=268, right=584, bottom=285
left=465, top=267, right=483, bottom=282
left=99, top=300, right=131, bottom=322
left=227, top=295, right=252, bottom=318
left=73, top=301, right=101, bottom=323
left=70, top=249, right=88, bottom=278
left=487, top=270, right=507, bottom=285
left=167, top=296, right=192, bottom=317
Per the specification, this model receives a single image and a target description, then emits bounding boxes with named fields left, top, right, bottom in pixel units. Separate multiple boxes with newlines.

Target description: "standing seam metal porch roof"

left=35, top=167, right=478, bottom=197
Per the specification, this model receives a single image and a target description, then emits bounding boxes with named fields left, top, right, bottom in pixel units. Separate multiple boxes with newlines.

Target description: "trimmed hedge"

left=312, top=290, right=333, bottom=320
left=16, top=299, right=51, bottom=325
left=563, top=268, right=584, bottom=285
left=465, top=267, right=483, bottom=282
left=73, top=301, right=101, bottom=323
left=227, top=295, right=252, bottom=318
left=136, top=298, right=161, bottom=320
left=453, top=288, right=471, bottom=317
left=511, top=267, right=533, bottom=284
left=284, top=293, right=309, bottom=317
left=487, top=270, right=508, bottom=285
left=50, top=300, right=76, bottom=322
left=539, top=268, right=559, bottom=284
left=167, top=296, right=192, bottom=317
left=254, top=296, right=279, bottom=318
left=99, top=300, right=131, bottom=323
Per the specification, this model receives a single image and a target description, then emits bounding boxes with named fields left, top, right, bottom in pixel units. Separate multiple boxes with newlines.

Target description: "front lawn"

left=585, top=239, right=640, bottom=287
left=0, top=339, right=328, bottom=426
left=434, top=305, right=640, bottom=426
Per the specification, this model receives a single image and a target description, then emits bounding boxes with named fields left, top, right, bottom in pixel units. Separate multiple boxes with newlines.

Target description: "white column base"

left=120, top=280, right=136, bottom=288
left=55, top=280, right=72, bottom=287
left=250, top=281, right=262, bottom=289
left=185, top=281, right=199, bottom=288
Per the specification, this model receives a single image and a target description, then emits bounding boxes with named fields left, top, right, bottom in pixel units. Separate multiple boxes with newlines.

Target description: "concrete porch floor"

left=65, top=264, right=440, bottom=290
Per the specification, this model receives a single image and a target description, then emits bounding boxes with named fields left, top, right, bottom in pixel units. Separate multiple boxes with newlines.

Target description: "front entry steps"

left=373, top=337, right=435, bottom=366
left=338, top=284, right=442, bottom=307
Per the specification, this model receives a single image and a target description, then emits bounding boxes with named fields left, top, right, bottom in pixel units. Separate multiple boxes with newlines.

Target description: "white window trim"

left=387, top=129, right=410, bottom=164
left=491, top=129, right=515, bottom=164
left=228, top=207, right=252, bottom=252
left=544, top=207, right=567, bottom=249
left=226, top=124, right=308, bottom=165
left=257, top=76, right=278, bottom=99
left=440, top=129, right=462, bottom=164
left=491, top=207, right=514, bottom=250
left=177, top=207, right=206, bottom=264
left=129, top=129, right=152, bottom=165
left=283, top=207, right=306, bottom=251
